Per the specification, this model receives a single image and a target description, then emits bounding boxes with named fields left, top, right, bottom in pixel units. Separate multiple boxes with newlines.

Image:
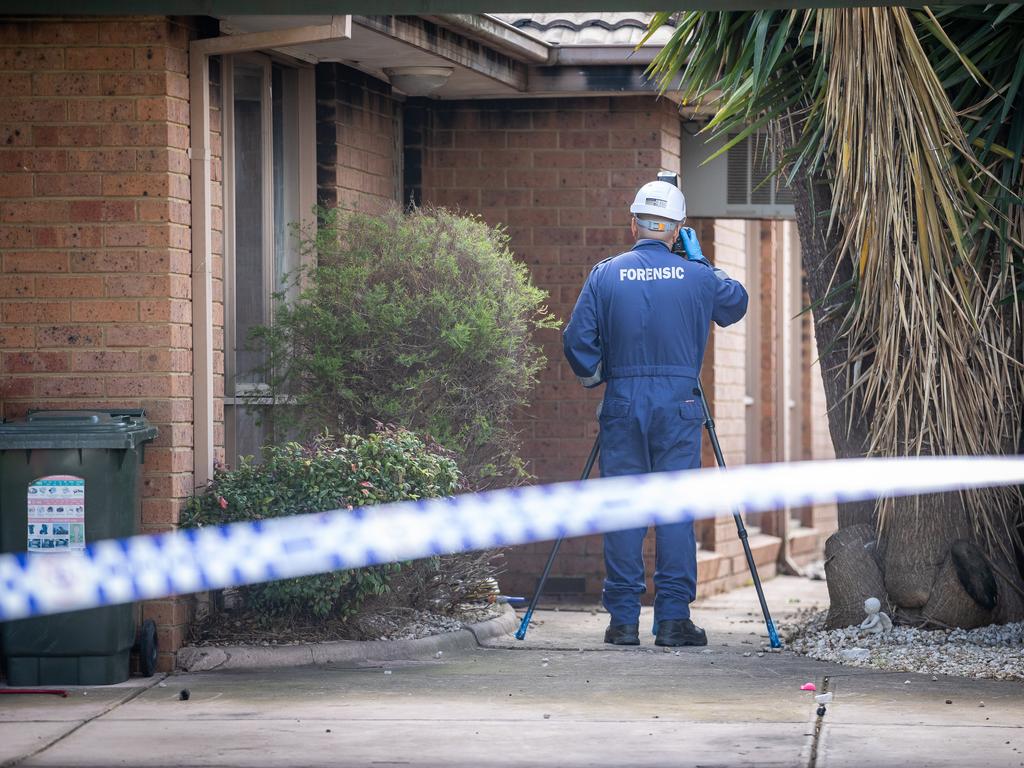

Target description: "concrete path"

left=2, top=577, right=1022, bottom=767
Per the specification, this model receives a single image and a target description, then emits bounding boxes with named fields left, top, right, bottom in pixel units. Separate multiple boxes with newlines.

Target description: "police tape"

left=2, top=455, right=1024, bottom=621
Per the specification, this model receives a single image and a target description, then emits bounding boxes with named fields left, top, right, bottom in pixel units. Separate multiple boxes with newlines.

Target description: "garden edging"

left=175, top=605, right=518, bottom=672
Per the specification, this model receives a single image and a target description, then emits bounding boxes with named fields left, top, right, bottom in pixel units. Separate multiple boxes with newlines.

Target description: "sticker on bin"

left=2, top=455, right=1024, bottom=621
left=27, top=475, right=85, bottom=554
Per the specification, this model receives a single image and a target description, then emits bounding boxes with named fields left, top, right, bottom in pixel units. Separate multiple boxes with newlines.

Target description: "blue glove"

left=678, top=227, right=710, bottom=266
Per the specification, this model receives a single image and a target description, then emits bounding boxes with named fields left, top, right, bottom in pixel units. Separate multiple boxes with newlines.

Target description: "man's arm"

left=563, top=270, right=604, bottom=387
left=679, top=227, right=748, bottom=327
left=711, top=268, right=749, bottom=327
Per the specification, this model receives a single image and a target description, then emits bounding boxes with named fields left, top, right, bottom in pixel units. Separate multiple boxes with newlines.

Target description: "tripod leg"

left=694, top=382, right=782, bottom=648
left=515, top=435, right=600, bottom=640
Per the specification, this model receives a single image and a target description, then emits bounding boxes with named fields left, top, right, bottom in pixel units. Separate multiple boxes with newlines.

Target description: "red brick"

left=508, top=131, right=558, bottom=149
left=37, top=376, right=106, bottom=398
left=1, top=200, right=69, bottom=223
left=67, top=150, right=136, bottom=172
left=0, top=47, right=64, bottom=70
left=134, top=46, right=188, bottom=74
left=31, top=72, right=100, bottom=97
left=70, top=250, right=139, bottom=273
left=0, top=124, right=31, bottom=146
left=0, top=150, right=66, bottom=173
left=533, top=150, right=585, bottom=169
left=584, top=112, right=637, bottom=130
left=105, top=275, right=174, bottom=298
left=136, top=148, right=188, bottom=174
left=136, top=96, right=189, bottom=124
left=0, top=99, right=65, bottom=122
left=532, top=111, right=584, bottom=130
left=69, top=200, right=136, bottom=222
left=142, top=599, right=190, bottom=627
left=65, top=47, right=134, bottom=70
left=144, top=447, right=194, bottom=474
left=560, top=131, right=611, bottom=149
left=35, top=276, right=104, bottom=298
left=0, top=72, right=32, bottom=96
left=1, top=301, right=68, bottom=323
left=0, top=275, right=34, bottom=297
left=66, top=99, right=135, bottom=123
left=71, top=300, right=138, bottom=323
left=142, top=472, right=193, bottom=499
left=71, top=349, right=138, bottom=372
left=140, top=397, right=192, bottom=423
left=610, top=169, right=657, bottom=188
left=106, top=375, right=173, bottom=398
left=35, top=174, right=103, bottom=197
left=0, top=376, right=35, bottom=398
left=3, top=351, right=68, bottom=373
left=0, top=326, right=34, bottom=347
left=139, top=298, right=190, bottom=323
left=104, top=224, right=176, bottom=248
left=33, top=225, right=103, bottom=248
left=104, top=323, right=173, bottom=347
left=99, top=72, right=168, bottom=96
left=506, top=169, right=557, bottom=189
left=29, top=21, right=100, bottom=45
left=36, top=324, right=102, bottom=347
left=98, top=19, right=183, bottom=46
left=140, top=348, right=191, bottom=373
left=3, top=252, right=67, bottom=273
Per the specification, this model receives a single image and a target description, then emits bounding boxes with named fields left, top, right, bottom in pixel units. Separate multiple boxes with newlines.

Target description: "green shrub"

left=182, top=429, right=462, bottom=622
left=251, top=205, right=559, bottom=488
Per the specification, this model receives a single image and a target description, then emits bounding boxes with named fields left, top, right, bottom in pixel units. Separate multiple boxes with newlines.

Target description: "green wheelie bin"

left=0, top=410, right=157, bottom=686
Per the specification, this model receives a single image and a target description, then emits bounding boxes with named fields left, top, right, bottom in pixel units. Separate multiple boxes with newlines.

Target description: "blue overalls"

left=562, top=239, right=748, bottom=628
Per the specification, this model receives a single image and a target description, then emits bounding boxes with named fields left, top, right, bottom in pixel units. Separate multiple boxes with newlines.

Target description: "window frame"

left=221, top=51, right=316, bottom=464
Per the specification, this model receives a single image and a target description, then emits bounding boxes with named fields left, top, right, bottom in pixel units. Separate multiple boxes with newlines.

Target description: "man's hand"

left=678, top=227, right=711, bottom=267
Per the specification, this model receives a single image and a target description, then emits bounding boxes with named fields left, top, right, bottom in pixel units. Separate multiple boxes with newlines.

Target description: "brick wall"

left=0, top=15, right=195, bottom=670
left=316, top=63, right=401, bottom=214
left=419, top=96, right=728, bottom=602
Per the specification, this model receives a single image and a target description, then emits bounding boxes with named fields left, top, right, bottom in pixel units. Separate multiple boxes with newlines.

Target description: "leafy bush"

left=182, top=429, right=462, bottom=622
left=251, top=205, right=559, bottom=488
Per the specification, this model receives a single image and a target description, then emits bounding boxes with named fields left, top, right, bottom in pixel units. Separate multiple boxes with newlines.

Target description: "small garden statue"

left=859, top=597, right=893, bottom=635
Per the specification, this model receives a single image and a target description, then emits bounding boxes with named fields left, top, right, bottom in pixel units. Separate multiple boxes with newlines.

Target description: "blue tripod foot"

left=515, top=611, right=534, bottom=640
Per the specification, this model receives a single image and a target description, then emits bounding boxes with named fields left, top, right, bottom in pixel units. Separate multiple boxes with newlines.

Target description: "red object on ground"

left=800, top=683, right=817, bottom=691
left=0, top=689, right=69, bottom=697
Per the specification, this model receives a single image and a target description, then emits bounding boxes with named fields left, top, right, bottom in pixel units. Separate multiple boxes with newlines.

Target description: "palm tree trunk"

left=791, top=169, right=874, bottom=528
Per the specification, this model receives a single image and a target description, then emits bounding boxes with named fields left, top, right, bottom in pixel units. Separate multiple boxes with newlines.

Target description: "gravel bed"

left=783, top=610, right=1024, bottom=681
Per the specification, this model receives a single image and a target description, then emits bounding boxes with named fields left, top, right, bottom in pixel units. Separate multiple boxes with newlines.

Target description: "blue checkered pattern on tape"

left=2, top=456, right=1024, bottom=621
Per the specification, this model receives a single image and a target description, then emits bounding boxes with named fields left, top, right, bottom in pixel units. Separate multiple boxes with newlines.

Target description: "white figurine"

left=859, top=597, right=893, bottom=634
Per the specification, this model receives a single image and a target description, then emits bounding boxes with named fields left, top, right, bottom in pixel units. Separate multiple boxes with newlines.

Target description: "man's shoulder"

left=589, top=249, right=636, bottom=275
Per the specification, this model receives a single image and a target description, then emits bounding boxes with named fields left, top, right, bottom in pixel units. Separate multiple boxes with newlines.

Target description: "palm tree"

left=646, top=7, right=1024, bottom=629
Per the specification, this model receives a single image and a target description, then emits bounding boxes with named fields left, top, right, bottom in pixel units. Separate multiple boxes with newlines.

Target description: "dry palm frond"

left=646, top=8, right=1024, bottom=558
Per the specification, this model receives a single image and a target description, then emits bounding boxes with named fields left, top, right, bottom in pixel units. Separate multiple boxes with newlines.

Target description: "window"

left=223, top=54, right=314, bottom=467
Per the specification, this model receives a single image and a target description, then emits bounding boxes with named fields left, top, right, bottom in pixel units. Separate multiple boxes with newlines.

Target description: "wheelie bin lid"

left=0, top=409, right=159, bottom=450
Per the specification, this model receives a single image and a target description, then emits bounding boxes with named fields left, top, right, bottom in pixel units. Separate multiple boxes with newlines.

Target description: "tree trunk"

left=790, top=169, right=874, bottom=528
left=790, top=169, right=1024, bottom=629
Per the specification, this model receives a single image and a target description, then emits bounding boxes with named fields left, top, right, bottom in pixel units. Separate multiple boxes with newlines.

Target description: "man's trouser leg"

left=650, top=382, right=704, bottom=627
left=602, top=526, right=648, bottom=626
left=652, top=521, right=697, bottom=623
left=598, top=381, right=650, bottom=627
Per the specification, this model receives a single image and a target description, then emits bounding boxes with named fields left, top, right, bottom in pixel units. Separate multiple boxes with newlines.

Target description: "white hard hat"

left=629, top=180, right=686, bottom=222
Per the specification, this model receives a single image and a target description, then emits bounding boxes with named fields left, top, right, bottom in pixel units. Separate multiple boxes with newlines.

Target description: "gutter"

left=418, top=14, right=681, bottom=89
left=428, top=14, right=551, bottom=63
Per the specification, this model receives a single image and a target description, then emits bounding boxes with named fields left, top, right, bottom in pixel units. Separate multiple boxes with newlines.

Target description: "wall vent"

left=682, top=127, right=795, bottom=219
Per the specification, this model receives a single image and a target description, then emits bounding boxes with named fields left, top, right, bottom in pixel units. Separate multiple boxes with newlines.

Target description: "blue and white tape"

left=2, top=456, right=1023, bottom=621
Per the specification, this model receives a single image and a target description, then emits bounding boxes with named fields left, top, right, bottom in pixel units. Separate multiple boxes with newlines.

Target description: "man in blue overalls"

left=563, top=179, right=748, bottom=647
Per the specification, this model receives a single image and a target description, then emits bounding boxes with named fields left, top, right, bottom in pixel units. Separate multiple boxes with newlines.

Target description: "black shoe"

left=604, top=623, right=640, bottom=646
left=654, top=618, right=708, bottom=647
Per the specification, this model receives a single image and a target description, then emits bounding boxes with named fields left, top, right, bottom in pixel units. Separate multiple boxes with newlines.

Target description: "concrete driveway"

left=2, top=577, right=1022, bottom=767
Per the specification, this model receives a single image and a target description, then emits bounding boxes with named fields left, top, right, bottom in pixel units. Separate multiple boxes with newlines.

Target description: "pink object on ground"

left=800, top=683, right=817, bottom=691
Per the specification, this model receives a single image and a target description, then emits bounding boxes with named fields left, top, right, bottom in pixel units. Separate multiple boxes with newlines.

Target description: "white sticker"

left=27, top=475, right=85, bottom=553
